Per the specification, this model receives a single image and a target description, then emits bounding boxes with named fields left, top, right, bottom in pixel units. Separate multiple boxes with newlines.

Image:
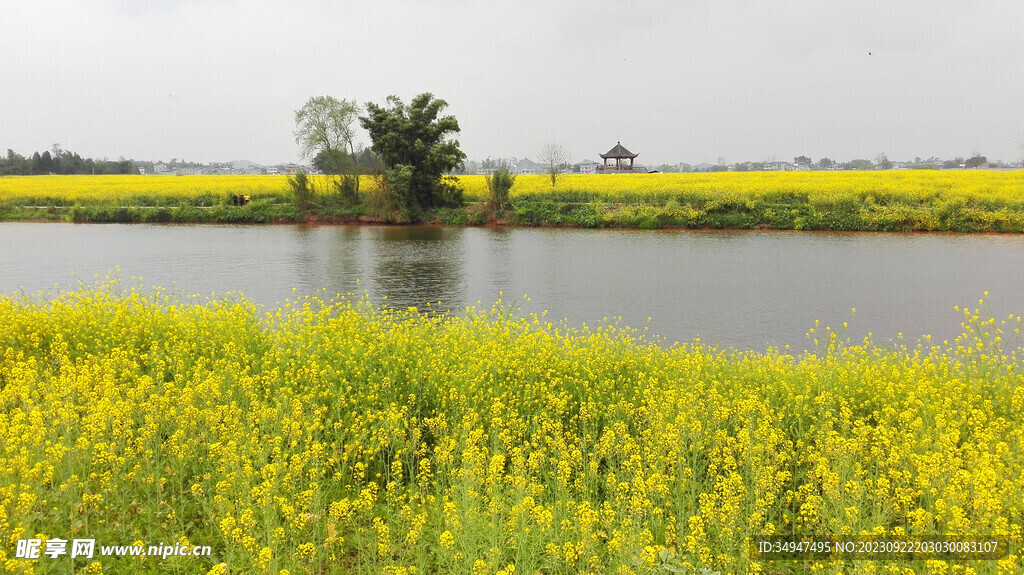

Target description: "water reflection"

left=288, top=226, right=367, bottom=299
left=366, top=226, right=466, bottom=311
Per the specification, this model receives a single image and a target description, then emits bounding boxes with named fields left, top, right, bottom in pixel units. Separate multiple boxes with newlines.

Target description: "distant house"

left=763, top=161, right=796, bottom=171
left=578, top=160, right=599, bottom=174
left=475, top=158, right=517, bottom=175
left=515, top=158, right=543, bottom=175
left=153, top=162, right=168, bottom=174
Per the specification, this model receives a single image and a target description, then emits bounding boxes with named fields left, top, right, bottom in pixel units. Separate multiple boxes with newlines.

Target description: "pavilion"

left=599, top=142, right=638, bottom=171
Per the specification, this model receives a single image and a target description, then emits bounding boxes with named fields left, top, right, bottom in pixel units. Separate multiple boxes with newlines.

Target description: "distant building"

left=578, top=160, right=599, bottom=174
left=475, top=158, right=517, bottom=175
left=598, top=142, right=639, bottom=171
left=514, top=158, right=542, bottom=175
left=763, top=161, right=796, bottom=171
left=692, top=163, right=714, bottom=172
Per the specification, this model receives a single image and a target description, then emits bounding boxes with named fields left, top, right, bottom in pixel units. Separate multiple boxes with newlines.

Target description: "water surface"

left=3, top=222, right=1022, bottom=350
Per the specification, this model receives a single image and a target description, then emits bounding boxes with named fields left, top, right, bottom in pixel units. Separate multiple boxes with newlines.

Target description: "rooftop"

left=600, top=142, right=638, bottom=159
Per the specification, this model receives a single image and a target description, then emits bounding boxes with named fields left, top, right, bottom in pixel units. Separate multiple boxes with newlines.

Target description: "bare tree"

left=485, top=162, right=515, bottom=211
left=538, top=142, right=571, bottom=186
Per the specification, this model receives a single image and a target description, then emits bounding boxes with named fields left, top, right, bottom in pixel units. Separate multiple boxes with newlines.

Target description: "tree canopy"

left=293, top=95, right=363, bottom=204
left=293, top=96, right=360, bottom=173
left=359, top=93, right=466, bottom=213
left=311, top=147, right=381, bottom=175
left=965, top=153, right=988, bottom=169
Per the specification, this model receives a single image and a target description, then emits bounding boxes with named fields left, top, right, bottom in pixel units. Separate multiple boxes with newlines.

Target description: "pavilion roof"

left=599, top=142, right=638, bottom=159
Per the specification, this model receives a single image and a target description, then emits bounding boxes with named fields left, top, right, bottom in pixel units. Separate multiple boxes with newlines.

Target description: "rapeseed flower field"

left=465, top=170, right=1024, bottom=204
left=1, top=281, right=1021, bottom=573
left=2, top=171, right=1022, bottom=206
left=0, top=175, right=292, bottom=207
left=3, top=171, right=1023, bottom=230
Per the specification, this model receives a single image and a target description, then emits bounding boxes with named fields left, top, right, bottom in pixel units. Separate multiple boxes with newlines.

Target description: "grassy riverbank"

left=1, top=281, right=1022, bottom=574
left=2, top=171, right=1024, bottom=231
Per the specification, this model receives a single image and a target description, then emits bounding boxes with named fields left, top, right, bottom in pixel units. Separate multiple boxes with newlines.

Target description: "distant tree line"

left=649, top=152, right=999, bottom=173
left=0, top=145, right=137, bottom=176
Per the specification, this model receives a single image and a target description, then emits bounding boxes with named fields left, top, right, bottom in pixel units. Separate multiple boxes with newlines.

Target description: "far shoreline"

left=4, top=170, right=1024, bottom=232
left=6, top=207, right=1024, bottom=235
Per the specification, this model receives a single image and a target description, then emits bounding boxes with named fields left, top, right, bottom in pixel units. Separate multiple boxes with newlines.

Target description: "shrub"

left=370, top=165, right=415, bottom=223
left=334, top=174, right=359, bottom=205
left=485, top=166, right=515, bottom=211
left=288, top=170, right=315, bottom=212
left=436, top=174, right=464, bottom=208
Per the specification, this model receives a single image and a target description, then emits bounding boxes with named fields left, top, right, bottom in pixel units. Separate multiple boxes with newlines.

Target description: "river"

left=3, top=222, right=1023, bottom=351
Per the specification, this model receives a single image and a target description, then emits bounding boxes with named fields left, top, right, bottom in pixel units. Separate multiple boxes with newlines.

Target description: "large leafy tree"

left=359, top=93, right=466, bottom=213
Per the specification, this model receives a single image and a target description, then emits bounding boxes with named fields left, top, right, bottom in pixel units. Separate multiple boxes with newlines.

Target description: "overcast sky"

left=3, top=0, right=1023, bottom=166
